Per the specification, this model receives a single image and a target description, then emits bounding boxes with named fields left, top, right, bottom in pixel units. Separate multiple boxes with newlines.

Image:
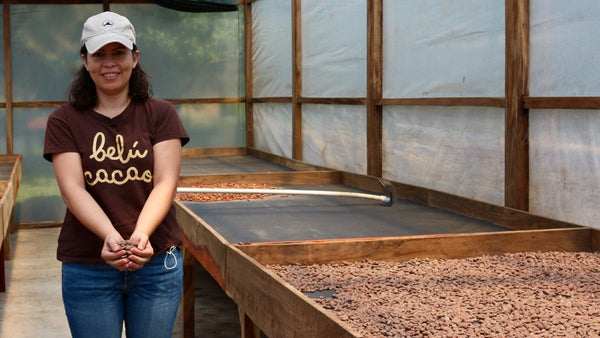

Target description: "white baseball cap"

left=81, top=11, right=136, bottom=54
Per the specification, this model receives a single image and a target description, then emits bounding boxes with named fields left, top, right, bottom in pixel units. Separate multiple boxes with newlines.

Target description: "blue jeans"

left=61, top=247, right=183, bottom=338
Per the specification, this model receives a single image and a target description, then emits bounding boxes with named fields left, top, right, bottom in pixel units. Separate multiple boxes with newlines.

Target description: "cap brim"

left=84, top=33, right=133, bottom=54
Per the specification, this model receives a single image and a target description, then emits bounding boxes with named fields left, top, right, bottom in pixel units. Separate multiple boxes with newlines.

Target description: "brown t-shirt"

left=43, top=98, right=189, bottom=264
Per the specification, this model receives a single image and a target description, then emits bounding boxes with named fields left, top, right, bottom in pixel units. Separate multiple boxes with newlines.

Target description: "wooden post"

left=505, top=0, right=529, bottom=211
left=3, top=3, right=13, bottom=155
left=182, top=247, right=195, bottom=338
left=244, top=1, right=254, bottom=148
left=291, top=0, right=302, bottom=160
left=366, top=0, right=383, bottom=177
left=239, top=309, right=261, bottom=338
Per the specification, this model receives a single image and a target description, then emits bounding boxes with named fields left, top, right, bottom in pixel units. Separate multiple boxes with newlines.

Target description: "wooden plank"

left=236, top=228, right=595, bottom=266
left=182, top=246, right=195, bottom=338
left=427, top=189, right=581, bottom=230
left=366, top=0, right=383, bottom=177
left=238, top=309, right=261, bottom=338
left=0, top=246, right=4, bottom=292
left=175, top=201, right=228, bottom=289
left=505, top=0, right=530, bottom=211
left=244, top=1, right=254, bottom=148
left=291, top=0, right=302, bottom=161
left=342, top=171, right=582, bottom=231
left=297, top=97, right=366, bottom=105
left=225, top=245, right=360, bottom=337
left=380, top=97, right=505, bottom=107
left=250, top=97, right=292, bottom=104
left=4, top=3, right=13, bottom=155
left=247, top=147, right=335, bottom=171
left=167, top=98, right=245, bottom=105
left=0, top=154, right=20, bottom=164
left=182, top=147, right=247, bottom=158
left=524, top=96, right=600, bottom=110
left=179, top=171, right=342, bottom=187
left=12, top=97, right=246, bottom=107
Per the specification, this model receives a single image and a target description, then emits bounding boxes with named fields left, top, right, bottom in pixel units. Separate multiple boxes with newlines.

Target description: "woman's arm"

left=52, top=152, right=130, bottom=270
left=127, top=138, right=182, bottom=269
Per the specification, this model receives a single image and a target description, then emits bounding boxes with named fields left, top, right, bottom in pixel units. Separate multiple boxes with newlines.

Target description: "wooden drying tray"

left=175, top=147, right=591, bottom=337
left=0, top=154, right=23, bottom=292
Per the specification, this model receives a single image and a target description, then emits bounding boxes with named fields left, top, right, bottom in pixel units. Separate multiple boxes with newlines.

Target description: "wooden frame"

left=0, top=0, right=598, bottom=215
left=175, top=147, right=597, bottom=337
left=0, top=154, right=22, bottom=292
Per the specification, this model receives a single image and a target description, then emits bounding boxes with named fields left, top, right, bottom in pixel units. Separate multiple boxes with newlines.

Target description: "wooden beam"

left=166, top=97, right=245, bottom=105
left=181, top=147, right=247, bottom=157
left=366, top=0, right=383, bottom=177
left=250, top=97, right=292, bottom=104
left=244, top=1, right=254, bottom=148
left=236, top=228, right=595, bottom=266
left=3, top=3, right=13, bottom=155
left=291, top=0, right=302, bottom=161
left=178, top=170, right=342, bottom=187
left=380, top=97, right=505, bottom=107
left=224, top=245, right=359, bottom=337
left=177, top=203, right=228, bottom=289
left=238, top=309, right=261, bottom=338
left=182, top=247, right=195, bottom=338
left=524, top=96, right=600, bottom=110
left=505, top=0, right=529, bottom=211
left=247, top=147, right=336, bottom=171
left=297, top=97, right=366, bottom=105
left=340, top=171, right=581, bottom=231
left=12, top=98, right=245, bottom=107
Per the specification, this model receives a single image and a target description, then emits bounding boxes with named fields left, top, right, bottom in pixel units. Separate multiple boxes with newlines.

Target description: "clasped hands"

left=101, top=231, right=154, bottom=271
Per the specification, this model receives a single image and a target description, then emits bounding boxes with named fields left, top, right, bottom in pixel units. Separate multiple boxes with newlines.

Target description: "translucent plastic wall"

left=251, top=0, right=505, bottom=203
left=383, top=0, right=505, bottom=98
left=302, top=0, right=366, bottom=98
left=382, top=0, right=505, bottom=205
left=252, top=0, right=292, bottom=97
left=251, top=0, right=293, bottom=158
left=10, top=5, right=100, bottom=223
left=111, top=4, right=244, bottom=99
left=253, top=103, right=292, bottom=158
left=175, top=103, right=245, bottom=148
left=383, top=106, right=505, bottom=205
left=529, top=1, right=600, bottom=228
left=303, top=105, right=367, bottom=174
left=7, top=4, right=244, bottom=223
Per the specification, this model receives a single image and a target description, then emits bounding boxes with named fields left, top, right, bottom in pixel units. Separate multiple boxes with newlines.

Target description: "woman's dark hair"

left=69, top=44, right=152, bottom=110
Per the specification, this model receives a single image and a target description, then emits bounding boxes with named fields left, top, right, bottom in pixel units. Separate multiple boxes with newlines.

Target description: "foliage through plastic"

left=151, top=0, right=238, bottom=13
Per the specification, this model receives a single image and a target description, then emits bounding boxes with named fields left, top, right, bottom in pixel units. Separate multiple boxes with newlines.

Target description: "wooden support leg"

left=239, top=308, right=261, bottom=338
left=182, top=247, right=195, bottom=338
left=0, top=243, right=5, bottom=292
left=3, top=211, right=14, bottom=261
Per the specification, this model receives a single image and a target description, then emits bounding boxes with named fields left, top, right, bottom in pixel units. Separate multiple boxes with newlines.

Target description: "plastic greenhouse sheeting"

left=253, top=103, right=293, bottom=159
left=302, top=104, right=367, bottom=175
left=152, top=0, right=238, bottom=12
left=302, top=0, right=367, bottom=98
left=529, top=0, right=600, bottom=96
left=252, top=0, right=292, bottom=97
left=383, top=0, right=505, bottom=98
left=383, top=106, right=505, bottom=206
left=530, top=109, right=600, bottom=229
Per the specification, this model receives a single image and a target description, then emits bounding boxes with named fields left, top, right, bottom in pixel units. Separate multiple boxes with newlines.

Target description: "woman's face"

left=82, top=42, right=139, bottom=98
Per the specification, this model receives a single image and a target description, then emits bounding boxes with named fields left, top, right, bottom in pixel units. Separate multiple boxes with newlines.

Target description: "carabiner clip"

left=164, top=246, right=178, bottom=270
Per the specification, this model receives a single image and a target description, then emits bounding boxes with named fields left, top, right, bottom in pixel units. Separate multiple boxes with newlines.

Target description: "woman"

left=43, top=11, right=189, bottom=338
